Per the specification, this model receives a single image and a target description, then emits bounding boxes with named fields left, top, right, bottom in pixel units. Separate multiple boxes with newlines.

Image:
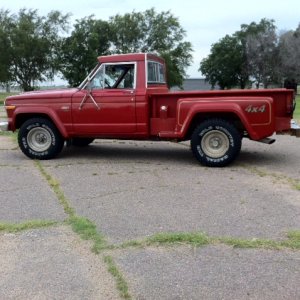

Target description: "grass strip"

left=67, top=216, right=107, bottom=253
left=0, top=131, right=18, bottom=144
left=34, top=155, right=132, bottom=299
left=0, top=220, right=57, bottom=233
left=245, top=166, right=300, bottom=191
left=146, top=231, right=210, bottom=247
left=35, top=161, right=109, bottom=252
left=217, top=237, right=282, bottom=250
left=117, top=230, right=300, bottom=251
left=104, top=255, right=132, bottom=300
left=35, top=160, right=75, bottom=217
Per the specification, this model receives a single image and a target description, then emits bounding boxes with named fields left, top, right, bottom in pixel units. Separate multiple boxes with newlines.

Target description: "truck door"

left=72, top=63, right=136, bottom=134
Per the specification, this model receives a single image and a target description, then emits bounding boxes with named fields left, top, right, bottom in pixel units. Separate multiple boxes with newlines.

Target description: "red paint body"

left=4, top=53, right=295, bottom=142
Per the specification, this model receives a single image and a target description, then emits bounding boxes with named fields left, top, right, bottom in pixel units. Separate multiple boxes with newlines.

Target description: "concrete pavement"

left=0, top=126, right=299, bottom=299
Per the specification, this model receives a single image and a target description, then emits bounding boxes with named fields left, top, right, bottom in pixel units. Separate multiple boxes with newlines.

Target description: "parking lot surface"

left=0, top=120, right=299, bottom=299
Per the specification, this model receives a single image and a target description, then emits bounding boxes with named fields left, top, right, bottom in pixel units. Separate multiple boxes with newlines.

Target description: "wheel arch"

left=183, top=112, right=246, bottom=140
left=15, top=113, right=68, bottom=138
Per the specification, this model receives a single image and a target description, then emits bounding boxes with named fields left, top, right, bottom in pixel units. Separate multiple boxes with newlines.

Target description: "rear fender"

left=177, top=97, right=274, bottom=140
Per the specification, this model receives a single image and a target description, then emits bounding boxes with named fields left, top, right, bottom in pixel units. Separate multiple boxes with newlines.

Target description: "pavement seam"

left=34, top=160, right=133, bottom=300
left=103, top=230, right=300, bottom=252
left=241, top=165, right=300, bottom=190
left=0, top=220, right=59, bottom=233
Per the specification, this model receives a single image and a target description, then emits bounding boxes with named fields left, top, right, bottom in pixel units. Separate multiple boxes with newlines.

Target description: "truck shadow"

left=57, top=141, right=286, bottom=169
left=59, top=142, right=196, bottom=166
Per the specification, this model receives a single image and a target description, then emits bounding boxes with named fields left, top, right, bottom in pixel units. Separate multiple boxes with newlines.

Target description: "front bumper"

left=0, top=121, right=8, bottom=131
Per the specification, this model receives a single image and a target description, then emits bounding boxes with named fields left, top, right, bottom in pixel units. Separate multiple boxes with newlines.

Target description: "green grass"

left=104, top=256, right=132, bottom=300
left=68, top=216, right=107, bottom=253
left=0, top=92, right=17, bottom=105
left=0, top=220, right=58, bottom=233
left=117, top=230, right=300, bottom=251
left=294, top=95, right=300, bottom=121
left=35, top=161, right=75, bottom=217
left=146, top=232, right=210, bottom=247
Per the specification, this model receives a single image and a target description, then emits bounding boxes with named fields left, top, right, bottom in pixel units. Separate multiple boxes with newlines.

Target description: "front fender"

left=12, top=106, right=69, bottom=138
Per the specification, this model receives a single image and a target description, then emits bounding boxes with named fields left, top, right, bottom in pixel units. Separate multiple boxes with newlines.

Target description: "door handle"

left=124, top=90, right=134, bottom=95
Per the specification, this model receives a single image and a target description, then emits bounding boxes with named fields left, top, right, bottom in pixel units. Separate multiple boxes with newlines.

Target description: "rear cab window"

left=147, top=61, right=166, bottom=85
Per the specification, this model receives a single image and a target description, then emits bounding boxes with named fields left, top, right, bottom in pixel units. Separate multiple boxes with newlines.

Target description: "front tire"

left=191, top=119, right=241, bottom=167
left=18, top=118, right=64, bottom=160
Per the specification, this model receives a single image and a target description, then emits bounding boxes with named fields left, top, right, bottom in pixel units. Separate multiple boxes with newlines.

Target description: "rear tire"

left=18, top=118, right=64, bottom=160
left=191, top=119, right=241, bottom=167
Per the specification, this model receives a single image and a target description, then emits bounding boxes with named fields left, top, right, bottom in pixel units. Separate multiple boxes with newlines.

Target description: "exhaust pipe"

left=258, top=138, right=276, bottom=144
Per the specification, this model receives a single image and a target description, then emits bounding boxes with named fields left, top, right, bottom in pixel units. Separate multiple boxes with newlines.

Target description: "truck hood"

left=6, top=88, right=79, bottom=101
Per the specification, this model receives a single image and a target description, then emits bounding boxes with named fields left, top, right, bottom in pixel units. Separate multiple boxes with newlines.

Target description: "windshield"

left=78, top=63, right=100, bottom=89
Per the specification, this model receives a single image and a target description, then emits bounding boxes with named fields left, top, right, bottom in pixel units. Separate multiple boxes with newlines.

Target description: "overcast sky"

left=2, top=0, right=300, bottom=79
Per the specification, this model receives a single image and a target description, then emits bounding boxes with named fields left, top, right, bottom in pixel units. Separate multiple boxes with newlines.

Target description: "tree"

left=59, top=16, right=111, bottom=87
left=0, top=9, right=69, bottom=91
left=200, top=18, right=281, bottom=89
left=199, top=35, right=247, bottom=89
left=59, top=9, right=192, bottom=88
left=239, top=19, right=280, bottom=87
left=279, top=24, right=300, bottom=84
left=0, top=9, right=13, bottom=90
left=109, top=8, right=193, bottom=88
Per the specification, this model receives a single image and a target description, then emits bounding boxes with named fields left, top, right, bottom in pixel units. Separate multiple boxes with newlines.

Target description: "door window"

left=91, top=63, right=135, bottom=90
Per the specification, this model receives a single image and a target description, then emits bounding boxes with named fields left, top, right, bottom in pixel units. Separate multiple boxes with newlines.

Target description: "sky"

left=1, top=0, right=300, bottom=80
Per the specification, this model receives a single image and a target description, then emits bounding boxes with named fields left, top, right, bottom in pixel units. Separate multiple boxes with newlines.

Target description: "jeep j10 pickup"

left=1, top=53, right=299, bottom=167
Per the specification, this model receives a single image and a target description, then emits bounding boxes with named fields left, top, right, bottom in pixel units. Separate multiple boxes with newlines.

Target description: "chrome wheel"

left=27, top=127, right=52, bottom=152
left=201, top=130, right=229, bottom=158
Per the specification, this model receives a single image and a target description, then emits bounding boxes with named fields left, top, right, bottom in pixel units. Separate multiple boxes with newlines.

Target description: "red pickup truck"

left=1, top=53, right=299, bottom=167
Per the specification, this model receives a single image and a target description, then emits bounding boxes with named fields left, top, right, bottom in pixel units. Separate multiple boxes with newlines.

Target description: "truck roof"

left=97, top=53, right=164, bottom=64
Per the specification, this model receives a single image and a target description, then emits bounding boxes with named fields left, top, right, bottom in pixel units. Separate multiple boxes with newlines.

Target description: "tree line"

left=0, top=8, right=192, bottom=91
left=0, top=8, right=299, bottom=91
left=200, top=19, right=300, bottom=90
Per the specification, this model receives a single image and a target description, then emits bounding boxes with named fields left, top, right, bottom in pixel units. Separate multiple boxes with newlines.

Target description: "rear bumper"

left=291, top=120, right=300, bottom=137
left=276, top=120, right=300, bottom=137
left=0, top=121, right=8, bottom=131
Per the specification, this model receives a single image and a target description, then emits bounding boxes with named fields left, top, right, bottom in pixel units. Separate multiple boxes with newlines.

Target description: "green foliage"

left=60, top=8, right=193, bottom=88
left=200, top=35, right=247, bottom=89
left=109, top=8, right=193, bottom=88
left=0, top=9, right=13, bottom=85
left=239, top=19, right=280, bottom=87
left=0, top=9, right=70, bottom=91
left=200, top=18, right=287, bottom=89
left=279, top=25, right=300, bottom=83
left=59, top=16, right=111, bottom=87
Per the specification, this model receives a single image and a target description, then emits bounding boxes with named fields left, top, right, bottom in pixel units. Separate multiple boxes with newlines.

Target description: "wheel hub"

left=210, top=137, right=222, bottom=148
left=201, top=130, right=229, bottom=158
left=27, top=127, right=52, bottom=152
